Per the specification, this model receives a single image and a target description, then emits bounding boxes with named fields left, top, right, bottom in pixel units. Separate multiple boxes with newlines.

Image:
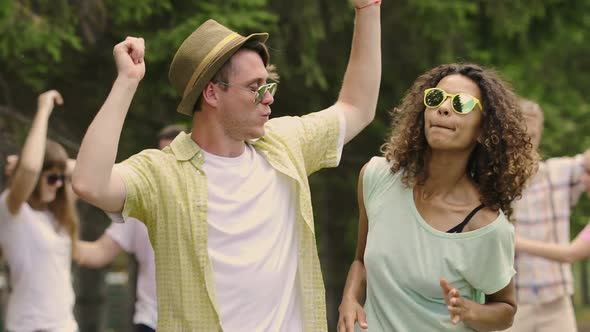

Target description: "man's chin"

left=246, top=128, right=266, bottom=141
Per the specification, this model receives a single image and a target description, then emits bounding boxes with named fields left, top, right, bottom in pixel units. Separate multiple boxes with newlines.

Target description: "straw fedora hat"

left=169, top=19, right=269, bottom=116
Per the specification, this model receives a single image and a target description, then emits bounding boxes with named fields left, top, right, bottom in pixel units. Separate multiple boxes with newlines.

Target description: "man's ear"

left=202, top=82, right=219, bottom=108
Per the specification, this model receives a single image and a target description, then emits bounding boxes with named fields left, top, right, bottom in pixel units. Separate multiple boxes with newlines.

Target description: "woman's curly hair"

left=381, top=63, right=538, bottom=218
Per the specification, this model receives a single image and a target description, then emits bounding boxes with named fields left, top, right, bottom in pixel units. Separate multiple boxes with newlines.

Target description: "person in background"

left=516, top=172, right=590, bottom=263
left=156, top=124, right=187, bottom=150
left=75, top=124, right=185, bottom=332
left=5, top=123, right=185, bottom=331
left=508, top=99, right=590, bottom=332
left=0, top=90, right=79, bottom=332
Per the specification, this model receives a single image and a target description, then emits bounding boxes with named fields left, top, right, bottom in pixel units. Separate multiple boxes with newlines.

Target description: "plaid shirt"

left=115, top=109, right=341, bottom=331
left=513, top=154, right=586, bottom=304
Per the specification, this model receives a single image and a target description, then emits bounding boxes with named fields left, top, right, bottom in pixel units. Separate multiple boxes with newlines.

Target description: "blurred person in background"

left=0, top=90, right=79, bottom=332
left=75, top=124, right=185, bottom=332
left=508, top=99, right=590, bottom=332
left=156, top=124, right=187, bottom=150
left=516, top=173, right=590, bottom=264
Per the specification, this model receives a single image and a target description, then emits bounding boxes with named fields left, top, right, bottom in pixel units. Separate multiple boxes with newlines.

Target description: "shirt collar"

left=169, top=132, right=202, bottom=161
left=169, top=132, right=268, bottom=162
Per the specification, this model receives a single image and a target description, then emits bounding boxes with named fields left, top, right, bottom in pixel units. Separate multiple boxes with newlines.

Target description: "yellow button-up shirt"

left=115, top=109, right=341, bottom=331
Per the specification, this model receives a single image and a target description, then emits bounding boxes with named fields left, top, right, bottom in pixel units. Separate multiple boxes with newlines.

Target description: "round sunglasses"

left=423, top=88, right=483, bottom=115
left=45, top=173, right=68, bottom=185
left=215, top=82, right=278, bottom=104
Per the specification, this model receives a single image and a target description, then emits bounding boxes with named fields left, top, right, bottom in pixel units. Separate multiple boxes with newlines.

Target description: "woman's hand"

left=338, top=296, right=368, bottom=331
left=37, top=90, right=64, bottom=115
left=441, top=278, right=473, bottom=325
left=5, top=154, right=18, bottom=177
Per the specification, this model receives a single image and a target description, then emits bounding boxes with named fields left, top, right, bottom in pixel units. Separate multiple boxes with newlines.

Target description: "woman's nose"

left=437, top=98, right=452, bottom=116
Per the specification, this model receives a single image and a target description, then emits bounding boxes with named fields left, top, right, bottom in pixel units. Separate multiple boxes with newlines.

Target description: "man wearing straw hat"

left=73, top=0, right=381, bottom=330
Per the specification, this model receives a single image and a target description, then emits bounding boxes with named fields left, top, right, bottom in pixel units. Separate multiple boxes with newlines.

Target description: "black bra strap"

left=447, top=204, right=486, bottom=233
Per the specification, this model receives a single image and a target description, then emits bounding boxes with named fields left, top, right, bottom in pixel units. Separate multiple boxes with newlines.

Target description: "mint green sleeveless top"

left=358, top=157, right=515, bottom=331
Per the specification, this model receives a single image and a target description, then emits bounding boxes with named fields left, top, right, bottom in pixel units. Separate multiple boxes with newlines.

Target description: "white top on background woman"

left=0, top=90, right=79, bottom=332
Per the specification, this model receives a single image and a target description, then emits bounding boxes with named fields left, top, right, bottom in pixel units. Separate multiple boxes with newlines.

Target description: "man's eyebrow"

left=244, top=77, right=269, bottom=85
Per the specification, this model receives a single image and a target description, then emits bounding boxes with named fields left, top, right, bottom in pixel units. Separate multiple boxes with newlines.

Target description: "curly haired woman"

left=338, top=64, right=538, bottom=332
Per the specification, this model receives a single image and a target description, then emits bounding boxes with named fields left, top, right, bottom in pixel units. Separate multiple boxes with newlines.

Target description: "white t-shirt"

left=106, top=217, right=157, bottom=329
left=0, top=191, right=78, bottom=332
left=204, top=111, right=345, bottom=331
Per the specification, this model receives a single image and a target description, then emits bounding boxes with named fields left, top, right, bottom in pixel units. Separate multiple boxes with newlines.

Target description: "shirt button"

left=197, top=152, right=203, bottom=158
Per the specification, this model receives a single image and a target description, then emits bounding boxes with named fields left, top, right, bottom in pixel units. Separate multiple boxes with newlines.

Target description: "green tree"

left=1, top=0, right=589, bottom=330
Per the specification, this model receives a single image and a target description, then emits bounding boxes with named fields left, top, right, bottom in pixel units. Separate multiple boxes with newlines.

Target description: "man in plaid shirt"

left=509, top=99, right=590, bottom=332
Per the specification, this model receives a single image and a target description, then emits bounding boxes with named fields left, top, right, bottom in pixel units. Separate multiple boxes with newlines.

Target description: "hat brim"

left=176, top=32, right=269, bottom=116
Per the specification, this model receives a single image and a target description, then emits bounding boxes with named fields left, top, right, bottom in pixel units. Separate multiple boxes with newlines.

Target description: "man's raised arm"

left=333, top=0, right=381, bottom=144
left=72, top=37, right=146, bottom=213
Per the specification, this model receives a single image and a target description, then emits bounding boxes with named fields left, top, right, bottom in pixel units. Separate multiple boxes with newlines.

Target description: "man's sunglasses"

left=423, top=88, right=483, bottom=115
left=215, top=82, right=278, bottom=104
left=46, top=173, right=68, bottom=185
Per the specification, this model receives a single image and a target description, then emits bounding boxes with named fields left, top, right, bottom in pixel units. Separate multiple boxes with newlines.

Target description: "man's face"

left=214, top=49, right=274, bottom=141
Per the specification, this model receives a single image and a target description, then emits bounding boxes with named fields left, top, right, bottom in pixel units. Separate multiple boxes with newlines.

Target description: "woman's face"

left=423, top=74, right=483, bottom=152
left=38, top=166, right=65, bottom=203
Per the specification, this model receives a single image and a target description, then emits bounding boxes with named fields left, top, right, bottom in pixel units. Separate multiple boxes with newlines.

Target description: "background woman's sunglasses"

left=46, top=174, right=68, bottom=185
left=423, top=88, right=483, bottom=115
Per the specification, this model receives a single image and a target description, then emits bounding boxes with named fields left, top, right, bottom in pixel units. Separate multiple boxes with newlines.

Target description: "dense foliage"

left=1, top=1, right=589, bottom=330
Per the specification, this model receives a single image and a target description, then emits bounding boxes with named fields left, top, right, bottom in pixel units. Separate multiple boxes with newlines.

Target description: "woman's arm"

left=338, top=164, right=370, bottom=332
left=6, top=90, right=62, bottom=215
left=74, top=233, right=123, bottom=268
left=516, top=231, right=590, bottom=264
left=441, top=278, right=517, bottom=331
left=65, top=158, right=78, bottom=201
